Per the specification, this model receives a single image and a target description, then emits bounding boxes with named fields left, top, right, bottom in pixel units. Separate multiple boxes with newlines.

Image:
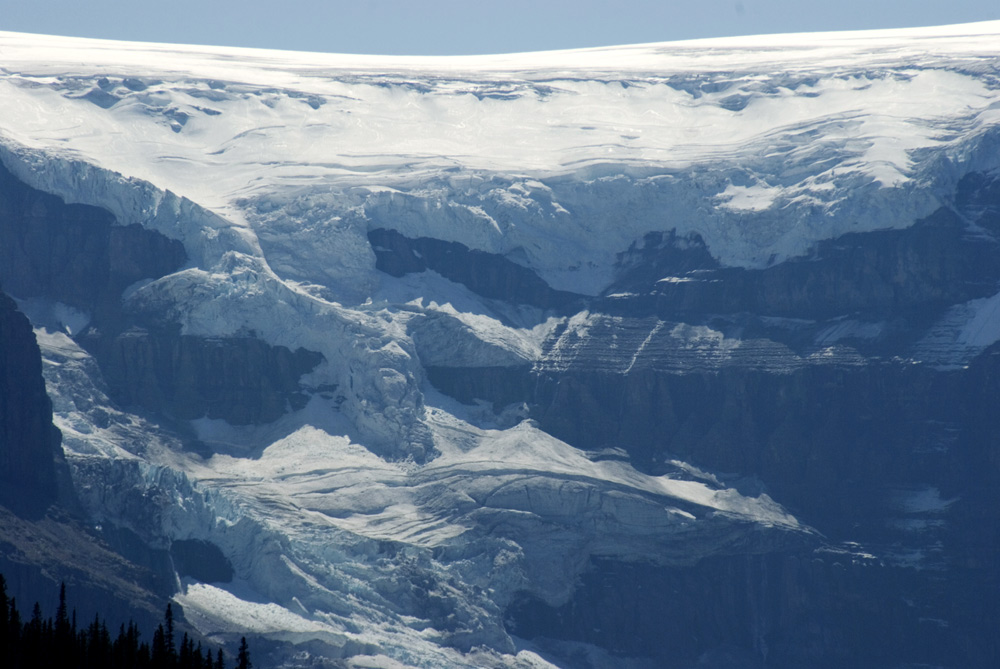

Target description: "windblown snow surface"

left=2, top=22, right=1000, bottom=667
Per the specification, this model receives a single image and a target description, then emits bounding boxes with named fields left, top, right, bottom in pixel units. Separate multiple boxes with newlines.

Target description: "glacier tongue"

left=37, top=327, right=805, bottom=665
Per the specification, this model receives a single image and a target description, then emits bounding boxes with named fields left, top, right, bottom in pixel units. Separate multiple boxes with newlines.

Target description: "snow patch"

left=716, top=182, right=783, bottom=212
left=915, top=289, right=1000, bottom=367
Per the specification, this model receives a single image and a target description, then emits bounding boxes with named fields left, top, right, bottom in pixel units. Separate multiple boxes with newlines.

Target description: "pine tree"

left=7, top=597, right=21, bottom=668
left=42, top=617, right=55, bottom=667
left=138, top=638, right=152, bottom=668
left=152, top=623, right=168, bottom=669
left=179, top=631, right=192, bottom=668
left=84, top=612, right=112, bottom=669
left=9, top=597, right=22, bottom=644
left=54, top=583, right=73, bottom=667
left=165, top=602, right=177, bottom=665
left=55, top=583, right=68, bottom=633
left=112, top=622, right=128, bottom=668
left=24, top=601, right=44, bottom=667
left=0, top=574, right=237, bottom=669
left=0, top=575, right=9, bottom=662
left=237, top=635, right=252, bottom=669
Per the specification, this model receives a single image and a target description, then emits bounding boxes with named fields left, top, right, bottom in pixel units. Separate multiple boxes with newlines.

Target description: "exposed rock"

left=0, top=290, right=61, bottom=518
left=0, top=161, right=187, bottom=330
left=1, top=161, right=324, bottom=428
left=598, top=207, right=1000, bottom=324
left=171, top=539, right=234, bottom=584
left=0, top=289, right=177, bottom=638
left=510, top=549, right=999, bottom=668
left=421, top=195, right=1000, bottom=666
left=369, top=228, right=583, bottom=310
left=0, top=506, right=167, bottom=634
left=426, top=365, right=534, bottom=411
left=82, top=327, right=322, bottom=425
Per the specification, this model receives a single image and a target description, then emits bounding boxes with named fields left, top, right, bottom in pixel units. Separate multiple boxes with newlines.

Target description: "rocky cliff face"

left=0, top=158, right=326, bottom=656
left=370, top=228, right=584, bottom=311
left=0, top=290, right=61, bottom=518
left=0, top=161, right=324, bottom=429
left=417, top=173, right=1000, bottom=667
left=84, top=328, right=322, bottom=426
left=0, top=163, right=187, bottom=330
left=510, top=549, right=1000, bottom=669
left=0, top=288, right=175, bottom=637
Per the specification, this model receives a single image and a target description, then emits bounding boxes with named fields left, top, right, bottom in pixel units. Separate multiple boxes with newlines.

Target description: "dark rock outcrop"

left=532, top=362, right=949, bottom=523
left=0, top=162, right=324, bottom=428
left=0, top=506, right=168, bottom=636
left=170, top=539, right=233, bottom=584
left=0, top=162, right=187, bottom=330
left=510, top=548, right=999, bottom=668
left=369, top=227, right=583, bottom=310
left=84, top=327, right=322, bottom=425
left=0, top=291, right=61, bottom=518
left=0, top=289, right=174, bottom=637
left=597, top=207, right=1000, bottom=333
left=425, top=365, right=533, bottom=410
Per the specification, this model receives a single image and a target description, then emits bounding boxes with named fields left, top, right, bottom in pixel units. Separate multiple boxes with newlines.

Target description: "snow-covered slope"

left=2, top=23, right=1000, bottom=668
left=2, top=23, right=999, bottom=294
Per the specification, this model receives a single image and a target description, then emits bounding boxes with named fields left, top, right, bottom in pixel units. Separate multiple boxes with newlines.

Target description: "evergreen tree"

left=152, top=622, right=168, bottom=669
left=138, top=637, right=153, bottom=668
left=28, top=601, right=43, bottom=636
left=165, top=601, right=176, bottom=662
left=55, top=583, right=68, bottom=633
left=112, top=622, right=128, bottom=668
left=180, top=631, right=192, bottom=667
left=237, top=635, right=252, bottom=669
left=0, top=573, right=238, bottom=669
left=8, top=597, right=22, bottom=657
left=54, top=583, right=73, bottom=667
left=42, top=617, right=55, bottom=667
left=0, top=575, right=9, bottom=662
left=24, top=601, right=44, bottom=668
left=84, top=612, right=113, bottom=669
left=122, top=620, right=145, bottom=668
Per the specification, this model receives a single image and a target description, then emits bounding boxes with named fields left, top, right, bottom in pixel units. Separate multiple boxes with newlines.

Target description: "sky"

left=1, top=0, right=998, bottom=55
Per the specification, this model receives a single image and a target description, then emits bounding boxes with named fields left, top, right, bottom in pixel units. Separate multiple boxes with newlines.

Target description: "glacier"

left=2, top=21, right=1000, bottom=668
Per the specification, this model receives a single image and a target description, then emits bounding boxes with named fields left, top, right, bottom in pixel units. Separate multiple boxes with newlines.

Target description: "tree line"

left=0, top=574, right=251, bottom=669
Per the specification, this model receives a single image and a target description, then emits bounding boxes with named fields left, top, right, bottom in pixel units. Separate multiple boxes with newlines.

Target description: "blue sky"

left=2, top=0, right=998, bottom=55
